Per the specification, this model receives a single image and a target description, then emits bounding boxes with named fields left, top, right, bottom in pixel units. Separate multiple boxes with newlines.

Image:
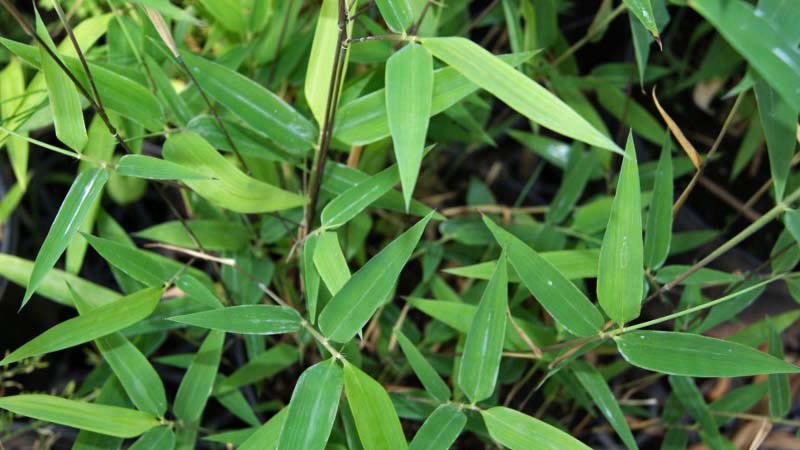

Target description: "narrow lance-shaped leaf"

left=0, top=58, right=29, bottom=188
left=170, top=305, right=302, bottom=335
left=182, top=54, right=316, bottom=153
left=395, top=330, right=451, bottom=402
left=572, top=361, right=639, bottom=450
left=420, top=37, right=620, bottom=153
left=70, top=286, right=167, bottom=417
left=174, top=330, right=225, bottom=422
left=623, top=0, right=659, bottom=40
left=305, top=0, right=358, bottom=125
left=128, top=426, right=176, bottom=450
left=23, top=168, right=109, bottom=307
left=643, top=135, right=673, bottom=270
left=0, top=395, right=159, bottom=438
left=668, top=376, right=727, bottom=448
left=321, top=165, right=400, bottom=228
left=786, top=209, right=800, bottom=244
left=597, top=133, right=643, bottom=325
left=754, top=75, right=797, bottom=201
left=484, top=216, right=604, bottom=337
left=376, top=0, right=414, bottom=32
left=546, top=150, right=595, bottom=225
left=343, top=363, right=409, bottom=450
left=386, top=43, right=433, bottom=210
left=277, top=359, right=343, bottom=450
left=162, top=132, right=307, bottom=213
left=458, top=248, right=508, bottom=403
left=302, top=233, right=321, bottom=323
left=35, top=10, right=87, bottom=151
left=319, top=211, right=434, bottom=342
left=313, top=231, right=351, bottom=296
left=2, top=287, right=163, bottom=365
left=238, top=408, right=288, bottom=450
left=482, top=406, right=592, bottom=450
left=408, top=404, right=466, bottom=450
left=767, top=325, right=791, bottom=417
left=116, top=154, right=212, bottom=180
left=615, top=330, right=800, bottom=377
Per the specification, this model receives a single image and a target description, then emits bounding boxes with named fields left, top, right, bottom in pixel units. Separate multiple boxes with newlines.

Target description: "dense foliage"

left=1, top=0, right=799, bottom=449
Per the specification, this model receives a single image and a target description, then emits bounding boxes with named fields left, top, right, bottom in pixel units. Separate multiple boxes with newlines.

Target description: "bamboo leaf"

left=643, top=136, right=673, bottom=270
left=343, top=363, right=408, bottom=450
left=0, top=395, right=159, bottom=438
left=444, top=249, right=600, bottom=281
left=786, top=209, right=800, bottom=244
left=169, top=305, right=302, bottom=335
left=458, top=249, right=508, bottom=403
left=395, top=330, right=451, bottom=402
left=277, top=359, right=343, bottom=450
left=302, top=234, right=322, bottom=323
left=70, top=286, right=167, bottom=417
left=615, top=330, right=800, bottom=377
left=689, top=0, right=800, bottom=111
left=623, top=0, right=659, bottom=39
left=128, top=426, right=175, bottom=450
left=305, top=0, right=358, bottom=125
left=546, top=151, right=595, bottom=225
left=597, top=133, right=643, bottom=325
left=162, top=132, right=307, bottom=213
left=321, top=165, right=400, bottom=229
left=135, top=219, right=249, bottom=252
left=0, top=58, right=29, bottom=188
left=116, top=155, right=211, bottom=181
left=2, top=287, right=162, bottom=365
left=408, top=404, right=466, bottom=450
left=238, top=408, right=288, bottom=450
left=386, top=43, right=433, bottom=210
left=224, top=344, right=300, bottom=388
left=174, top=330, right=225, bottom=422
left=754, top=75, right=797, bottom=200
left=481, top=406, right=592, bottom=450
left=376, top=0, right=414, bottom=32
left=313, top=231, right=351, bottom=296
left=484, top=216, right=604, bottom=337
left=668, top=376, right=727, bottom=448
left=318, top=211, right=433, bottom=342
left=420, top=37, right=620, bottom=153
left=182, top=54, right=315, bottom=153
left=767, top=325, right=791, bottom=417
left=572, top=361, right=638, bottom=450
left=22, top=168, right=109, bottom=307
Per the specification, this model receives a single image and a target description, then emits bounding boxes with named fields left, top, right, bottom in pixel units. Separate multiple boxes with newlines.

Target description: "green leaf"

left=224, top=344, right=300, bottom=388
left=689, top=0, right=800, bottom=111
left=182, top=54, right=315, bottom=153
left=334, top=52, right=533, bottom=146
left=408, top=404, right=466, bottom=450
left=754, top=75, right=797, bottom=200
left=420, top=37, right=619, bottom=153
left=319, top=211, right=433, bottom=342
left=169, top=305, right=302, bottom=335
left=70, top=287, right=167, bottom=417
left=197, top=0, right=246, bottom=32
left=135, top=219, right=249, bottom=252
left=0, top=395, right=159, bottom=438
left=572, top=361, right=638, bottom=450
left=643, top=136, right=673, bottom=270
left=36, top=12, right=87, bottom=152
left=116, top=155, right=211, bottom=181
left=767, top=325, right=791, bottom=417
left=546, top=151, right=595, bottom=224
left=22, top=168, right=109, bottom=307
left=321, top=165, right=400, bottom=229
left=302, top=234, right=322, bottom=323
left=277, top=359, right=343, bottom=450
left=444, top=249, right=600, bottom=281
left=483, top=216, right=604, bottom=337
left=2, top=287, right=162, bottom=365
left=458, top=249, right=508, bottom=403
left=128, top=426, right=175, bottom=450
left=343, top=363, right=409, bottom=450
left=162, top=132, right=307, bottom=213
left=481, top=406, right=592, bottom=450
left=395, top=330, right=450, bottom=402
left=597, top=133, right=643, bottom=325
left=0, top=254, right=120, bottom=309
left=668, top=376, right=727, bottom=448
left=623, top=0, right=659, bottom=39
left=313, top=231, right=351, bottom=296
left=0, top=58, right=29, bottom=189
left=174, top=330, right=225, bottom=422
left=615, top=330, right=800, bottom=377
left=786, top=209, right=800, bottom=245
left=238, top=408, right=288, bottom=450
left=386, top=43, right=433, bottom=210
left=376, top=0, right=414, bottom=32
left=305, top=0, right=358, bottom=125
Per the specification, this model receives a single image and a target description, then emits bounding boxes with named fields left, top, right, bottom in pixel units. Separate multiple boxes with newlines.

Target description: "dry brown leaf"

left=653, top=88, right=702, bottom=169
